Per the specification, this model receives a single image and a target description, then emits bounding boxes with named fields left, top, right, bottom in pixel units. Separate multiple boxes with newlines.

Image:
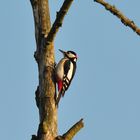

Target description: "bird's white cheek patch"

left=73, top=58, right=77, bottom=62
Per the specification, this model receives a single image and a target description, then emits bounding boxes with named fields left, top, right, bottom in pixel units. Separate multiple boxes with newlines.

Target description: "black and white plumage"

left=55, top=49, right=77, bottom=105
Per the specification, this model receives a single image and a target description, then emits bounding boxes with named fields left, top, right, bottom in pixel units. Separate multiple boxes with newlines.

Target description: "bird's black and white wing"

left=61, top=60, right=76, bottom=96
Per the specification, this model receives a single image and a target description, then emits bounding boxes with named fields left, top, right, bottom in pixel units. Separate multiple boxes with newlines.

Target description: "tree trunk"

left=30, top=0, right=84, bottom=140
left=30, top=0, right=57, bottom=139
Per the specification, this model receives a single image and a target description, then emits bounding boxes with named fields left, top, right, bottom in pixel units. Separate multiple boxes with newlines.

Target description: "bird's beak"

left=59, top=49, right=66, bottom=55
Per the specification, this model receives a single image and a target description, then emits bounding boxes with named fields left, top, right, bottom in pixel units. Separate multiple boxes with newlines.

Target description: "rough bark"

left=30, top=0, right=84, bottom=140
left=30, top=0, right=57, bottom=140
left=95, top=0, right=140, bottom=36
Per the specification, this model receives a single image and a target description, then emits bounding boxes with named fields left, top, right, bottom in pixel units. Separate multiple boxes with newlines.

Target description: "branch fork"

left=30, top=0, right=84, bottom=140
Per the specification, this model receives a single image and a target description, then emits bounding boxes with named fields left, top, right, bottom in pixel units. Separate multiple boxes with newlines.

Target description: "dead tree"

left=30, top=0, right=84, bottom=140
left=30, top=0, right=140, bottom=139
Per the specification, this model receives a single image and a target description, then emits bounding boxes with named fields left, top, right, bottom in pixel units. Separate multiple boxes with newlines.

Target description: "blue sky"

left=0, top=0, right=140, bottom=140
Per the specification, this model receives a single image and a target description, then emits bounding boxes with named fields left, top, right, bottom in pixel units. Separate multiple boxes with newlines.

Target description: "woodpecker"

left=55, top=49, right=77, bottom=105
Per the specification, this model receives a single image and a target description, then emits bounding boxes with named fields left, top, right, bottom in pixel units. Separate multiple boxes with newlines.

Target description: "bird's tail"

left=56, top=90, right=65, bottom=107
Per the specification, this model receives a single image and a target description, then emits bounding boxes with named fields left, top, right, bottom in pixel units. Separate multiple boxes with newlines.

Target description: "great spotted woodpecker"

left=55, top=49, right=77, bottom=105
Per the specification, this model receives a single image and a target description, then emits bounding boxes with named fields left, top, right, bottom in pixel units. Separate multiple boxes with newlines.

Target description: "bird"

left=55, top=49, right=77, bottom=106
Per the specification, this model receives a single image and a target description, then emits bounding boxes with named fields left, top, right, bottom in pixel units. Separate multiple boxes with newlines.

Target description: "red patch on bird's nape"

left=57, top=80, right=63, bottom=92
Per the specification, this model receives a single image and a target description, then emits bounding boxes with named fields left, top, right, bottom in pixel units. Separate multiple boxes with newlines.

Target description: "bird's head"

left=59, top=49, right=77, bottom=62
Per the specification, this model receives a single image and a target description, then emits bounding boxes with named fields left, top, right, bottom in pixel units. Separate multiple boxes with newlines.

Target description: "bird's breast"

left=56, top=58, right=66, bottom=80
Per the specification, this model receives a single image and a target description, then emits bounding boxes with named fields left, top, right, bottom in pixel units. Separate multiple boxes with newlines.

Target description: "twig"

left=45, top=0, right=74, bottom=45
left=94, top=0, right=140, bottom=36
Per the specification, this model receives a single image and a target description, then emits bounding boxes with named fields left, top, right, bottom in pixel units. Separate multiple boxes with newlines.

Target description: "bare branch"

left=56, top=119, right=84, bottom=140
left=94, top=0, right=140, bottom=36
left=63, top=119, right=84, bottom=140
left=45, top=0, right=74, bottom=45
